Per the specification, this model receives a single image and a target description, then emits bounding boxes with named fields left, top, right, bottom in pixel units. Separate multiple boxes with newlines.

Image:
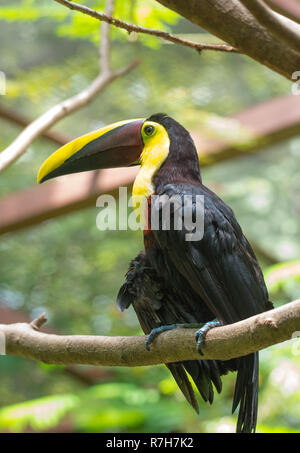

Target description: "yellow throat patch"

left=132, top=121, right=170, bottom=220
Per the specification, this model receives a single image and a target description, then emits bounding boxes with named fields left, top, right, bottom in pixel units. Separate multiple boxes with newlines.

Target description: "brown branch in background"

left=0, top=104, right=71, bottom=146
left=1, top=93, right=300, bottom=237
left=54, top=0, right=238, bottom=53
left=1, top=300, right=299, bottom=367
left=0, top=0, right=138, bottom=174
left=265, top=262, right=300, bottom=288
left=239, top=0, right=300, bottom=53
left=0, top=101, right=281, bottom=264
left=250, top=240, right=278, bottom=265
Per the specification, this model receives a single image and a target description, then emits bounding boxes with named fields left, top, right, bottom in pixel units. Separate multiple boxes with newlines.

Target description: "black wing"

left=150, top=183, right=271, bottom=324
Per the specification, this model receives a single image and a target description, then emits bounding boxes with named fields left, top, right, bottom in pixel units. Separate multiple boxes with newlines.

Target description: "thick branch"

left=155, top=0, right=300, bottom=79
left=0, top=300, right=299, bottom=367
left=53, top=0, right=237, bottom=53
left=240, top=0, right=300, bottom=53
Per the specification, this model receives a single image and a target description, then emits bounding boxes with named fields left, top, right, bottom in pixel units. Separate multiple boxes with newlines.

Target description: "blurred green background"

left=0, top=0, right=299, bottom=433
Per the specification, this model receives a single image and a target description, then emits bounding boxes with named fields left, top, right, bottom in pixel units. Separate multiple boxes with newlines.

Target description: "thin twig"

left=30, top=312, right=48, bottom=331
left=240, top=0, right=300, bottom=53
left=1, top=300, right=299, bottom=366
left=54, top=0, right=238, bottom=53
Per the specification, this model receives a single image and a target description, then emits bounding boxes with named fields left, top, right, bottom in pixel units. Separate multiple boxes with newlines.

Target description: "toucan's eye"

left=144, top=125, right=155, bottom=136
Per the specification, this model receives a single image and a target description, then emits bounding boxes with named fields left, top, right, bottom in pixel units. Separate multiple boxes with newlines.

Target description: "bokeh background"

left=0, top=0, right=299, bottom=433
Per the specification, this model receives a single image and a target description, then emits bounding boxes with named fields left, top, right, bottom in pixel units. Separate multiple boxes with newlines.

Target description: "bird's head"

left=37, top=114, right=198, bottom=184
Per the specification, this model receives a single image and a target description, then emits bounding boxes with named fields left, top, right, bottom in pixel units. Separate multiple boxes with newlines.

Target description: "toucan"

left=38, top=114, right=273, bottom=433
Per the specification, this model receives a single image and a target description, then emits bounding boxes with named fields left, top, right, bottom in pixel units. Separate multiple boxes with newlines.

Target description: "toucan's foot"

left=146, top=324, right=180, bottom=351
left=145, top=323, right=203, bottom=351
left=196, top=319, right=221, bottom=356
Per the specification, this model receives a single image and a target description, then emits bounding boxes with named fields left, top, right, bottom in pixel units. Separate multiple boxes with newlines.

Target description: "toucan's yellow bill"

left=37, top=118, right=145, bottom=184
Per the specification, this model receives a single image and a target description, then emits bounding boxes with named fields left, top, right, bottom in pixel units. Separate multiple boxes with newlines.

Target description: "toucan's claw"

left=195, top=319, right=221, bottom=355
left=145, top=322, right=206, bottom=351
left=145, top=324, right=181, bottom=351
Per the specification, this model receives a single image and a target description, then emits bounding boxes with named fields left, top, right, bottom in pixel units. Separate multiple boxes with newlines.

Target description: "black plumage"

left=118, top=114, right=273, bottom=433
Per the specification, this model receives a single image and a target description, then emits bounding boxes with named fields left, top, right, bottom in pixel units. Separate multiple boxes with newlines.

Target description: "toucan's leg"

left=146, top=323, right=204, bottom=351
left=196, top=319, right=221, bottom=356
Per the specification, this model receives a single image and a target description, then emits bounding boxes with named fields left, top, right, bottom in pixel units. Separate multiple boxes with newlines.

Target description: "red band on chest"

left=144, top=196, right=152, bottom=235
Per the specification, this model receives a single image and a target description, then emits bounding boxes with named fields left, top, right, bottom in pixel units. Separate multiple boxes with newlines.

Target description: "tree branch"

left=239, top=0, right=300, bottom=53
left=99, top=0, right=114, bottom=74
left=1, top=300, right=299, bottom=367
left=155, top=0, right=300, bottom=80
left=53, top=0, right=237, bottom=53
left=0, top=0, right=138, bottom=174
left=265, top=0, right=300, bottom=25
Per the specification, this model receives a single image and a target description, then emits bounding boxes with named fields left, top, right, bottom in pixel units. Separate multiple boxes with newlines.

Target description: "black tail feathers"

left=168, top=359, right=223, bottom=414
left=167, top=363, right=199, bottom=413
left=232, top=352, right=259, bottom=433
left=183, top=359, right=222, bottom=404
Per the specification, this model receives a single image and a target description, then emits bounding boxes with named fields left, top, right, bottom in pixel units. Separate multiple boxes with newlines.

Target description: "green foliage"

left=74, top=383, right=183, bottom=432
left=0, top=0, right=69, bottom=22
left=0, top=381, right=184, bottom=433
left=0, top=394, right=79, bottom=432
